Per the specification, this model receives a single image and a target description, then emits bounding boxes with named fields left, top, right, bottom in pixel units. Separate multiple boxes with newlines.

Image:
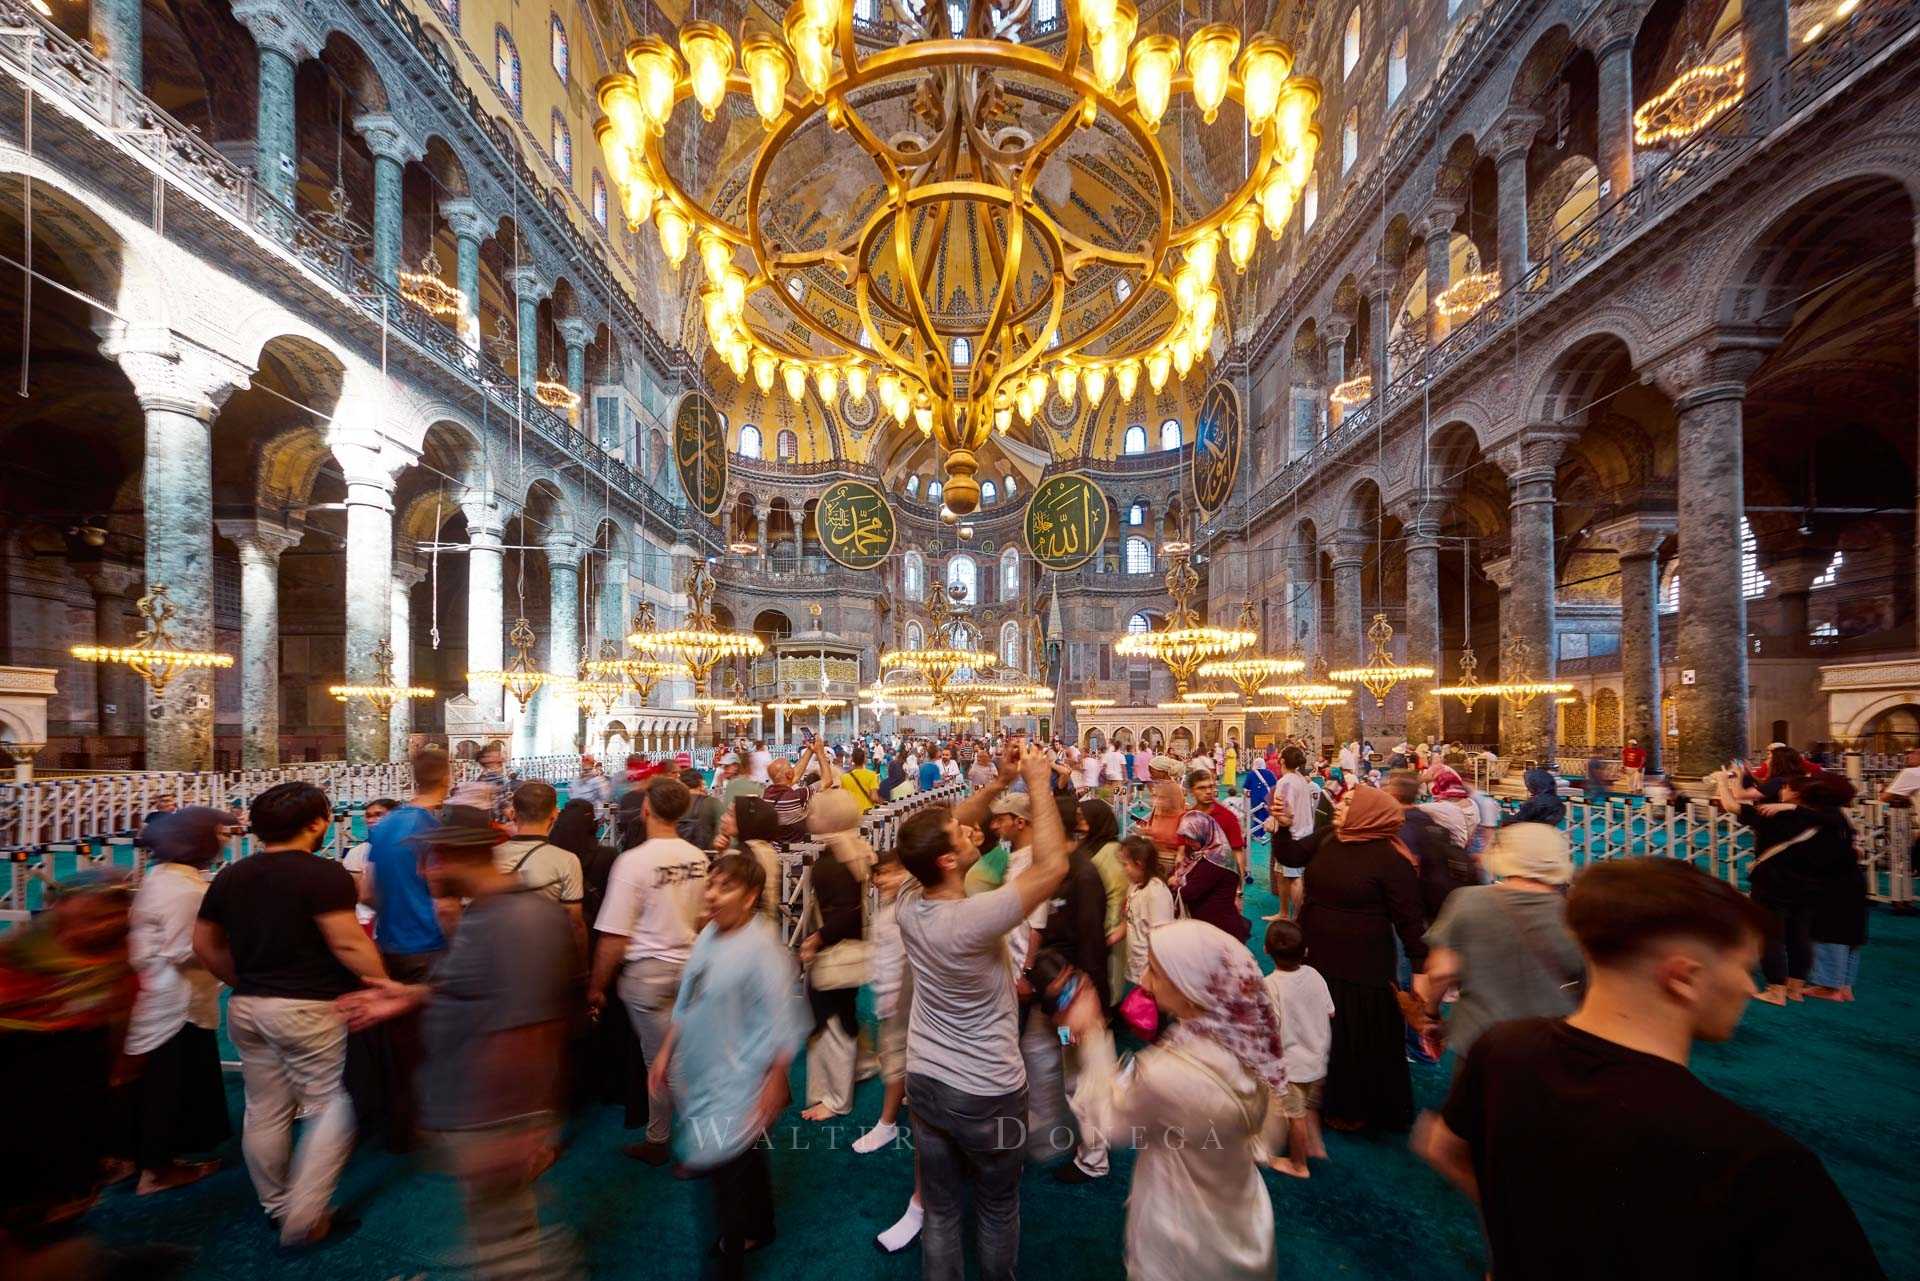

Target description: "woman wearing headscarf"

left=1506, top=765, right=1566, bottom=828
left=1418, top=765, right=1479, bottom=850
left=1063, top=919, right=1285, bottom=1281
left=1412, top=823, right=1583, bottom=1070
left=550, top=798, right=619, bottom=930
left=1170, top=809, right=1249, bottom=942
left=124, top=807, right=235, bottom=1193
left=1299, top=785, right=1429, bottom=1132
left=882, top=750, right=912, bottom=801
left=799, top=790, right=873, bottom=1121
left=0, top=870, right=137, bottom=1229
left=1141, top=778, right=1187, bottom=875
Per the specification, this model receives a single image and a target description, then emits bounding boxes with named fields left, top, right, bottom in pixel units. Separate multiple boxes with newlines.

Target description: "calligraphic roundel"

left=673, top=392, right=729, bottom=519
left=1023, top=473, right=1110, bottom=573
left=1191, top=379, right=1241, bottom=521
left=813, top=479, right=898, bottom=572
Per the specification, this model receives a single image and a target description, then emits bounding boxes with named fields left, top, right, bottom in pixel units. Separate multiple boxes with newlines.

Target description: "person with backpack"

left=495, top=782, right=586, bottom=963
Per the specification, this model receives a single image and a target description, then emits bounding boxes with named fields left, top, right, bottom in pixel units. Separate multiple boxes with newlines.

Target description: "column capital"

left=75, top=561, right=143, bottom=599
left=392, top=558, right=431, bottom=589
left=1320, top=315, right=1353, bottom=343
left=461, top=496, right=515, bottom=544
left=103, top=336, right=251, bottom=420
left=231, top=0, right=324, bottom=60
left=1479, top=554, right=1514, bottom=592
left=332, top=438, right=416, bottom=502
left=1330, top=530, right=1370, bottom=569
left=1416, top=197, right=1462, bottom=240
left=216, top=517, right=303, bottom=562
left=508, top=265, right=553, bottom=302
left=1655, top=334, right=1777, bottom=408
left=1577, top=0, right=1649, bottom=55
left=545, top=531, right=589, bottom=568
left=556, top=316, right=599, bottom=350
left=352, top=112, right=425, bottom=166
left=1363, top=262, right=1398, bottom=299
left=1491, top=108, right=1543, bottom=164
left=440, top=197, right=496, bottom=243
left=1590, top=512, right=1675, bottom=560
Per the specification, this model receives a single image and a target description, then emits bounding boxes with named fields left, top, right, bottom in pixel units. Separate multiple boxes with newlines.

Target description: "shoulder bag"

left=803, top=858, right=871, bottom=990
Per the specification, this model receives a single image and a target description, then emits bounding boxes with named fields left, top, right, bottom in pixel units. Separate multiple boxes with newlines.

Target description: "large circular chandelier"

left=1113, top=549, right=1254, bottom=693
left=632, top=562, right=766, bottom=701
left=881, top=579, right=993, bottom=698
left=597, top=0, right=1320, bottom=513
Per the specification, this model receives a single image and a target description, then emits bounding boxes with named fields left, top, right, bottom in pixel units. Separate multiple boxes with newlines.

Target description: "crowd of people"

left=0, top=728, right=1892, bottom=1281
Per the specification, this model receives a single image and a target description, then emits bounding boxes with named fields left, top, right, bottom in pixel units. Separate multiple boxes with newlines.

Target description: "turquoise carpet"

left=77, top=834, right=1920, bottom=1280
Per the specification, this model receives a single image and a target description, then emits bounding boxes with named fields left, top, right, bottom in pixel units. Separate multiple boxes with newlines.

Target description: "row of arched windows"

left=736, top=426, right=798, bottom=459
left=1122, top=420, right=1185, bottom=454
left=904, top=474, right=1018, bottom=505
left=901, top=548, right=1022, bottom=604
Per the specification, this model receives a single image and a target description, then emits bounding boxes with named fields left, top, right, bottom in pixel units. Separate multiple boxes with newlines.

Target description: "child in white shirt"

left=1119, top=835, right=1176, bottom=986
left=853, top=857, right=911, bottom=1154
left=1259, top=918, right=1334, bottom=1177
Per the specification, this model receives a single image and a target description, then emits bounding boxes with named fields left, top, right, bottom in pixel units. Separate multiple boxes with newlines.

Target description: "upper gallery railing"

left=0, top=2, right=699, bottom=538
left=1244, top=0, right=1920, bottom=523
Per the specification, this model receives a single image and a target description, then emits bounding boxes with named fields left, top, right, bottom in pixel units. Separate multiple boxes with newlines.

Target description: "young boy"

left=1260, top=919, right=1333, bottom=1178
left=649, top=854, right=808, bottom=1278
left=854, top=856, right=911, bottom=1155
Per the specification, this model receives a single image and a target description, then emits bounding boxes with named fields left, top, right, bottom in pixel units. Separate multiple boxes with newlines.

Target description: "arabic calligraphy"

left=1024, top=474, right=1109, bottom=572
left=1191, top=381, right=1240, bottom=520
left=815, top=480, right=897, bottom=571
left=673, top=393, right=728, bottom=518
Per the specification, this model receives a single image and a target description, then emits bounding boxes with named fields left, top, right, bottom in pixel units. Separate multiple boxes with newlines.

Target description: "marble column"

left=91, top=0, right=142, bottom=85
left=600, top=555, right=630, bottom=650
left=442, top=199, right=492, bottom=351
left=1322, top=316, right=1352, bottom=421
left=76, top=563, right=141, bottom=743
left=1365, top=266, right=1394, bottom=387
left=509, top=267, right=549, bottom=392
left=1670, top=349, right=1767, bottom=775
left=216, top=520, right=300, bottom=767
left=1481, top=554, right=1515, bottom=751
left=390, top=560, right=428, bottom=756
left=1419, top=199, right=1460, bottom=342
left=1743, top=0, right=1791, bottom=123
left=342, top=470, right=397, bottom=763
left=1286, top=546, right=1318, bottom=658
left=111, top=344, right=246, bottom=771
left=1589, top=10, right=1638, bottom=199
left=540, top=535, right=585, bottom=754
left=1330, top=533, right=1367, bottom=744
left=1503, top=444, right=1563, bottom=765
left=354, top=114, right=418, bottom=289
left=1492, top=110, right=1541, bottom=289
left=1404, top=517, right=1444, bottom=746
left=558, top=317, right=595, bottom=431
left=1595, top=516, right=1672, bottom=776
left=464, top=505, right=507, bottom=718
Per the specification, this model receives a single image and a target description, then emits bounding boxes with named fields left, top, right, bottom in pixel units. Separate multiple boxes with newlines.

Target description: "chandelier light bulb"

left=1174, top=262, right=1202, bottom=313
left=1079, top=0, right=1119, bottom=35
left=1226, top=204, right=1260, bottom=269
left=1129, top=36, right=1178, bottom=130
left=782, top=360, right=807, bottom=401
left=1171, top=335, right=1194, bottom=377
left=1017, top=385, right=1037, bottom=421
left=784, top=3, right=833, bottom=98
left=1239, top=37, right=1291, bottom=133
left=815, top=364, right=838, bottom=401
left=698, top=232, right=732, bottom=281
left=1261, top=169, right=1295, bottom=236
left=891, top=387, right=912, bottom=425
left=599, top=80, right=647, bottom=142
left=1147, top=347, right=1171, bottom=391
left=1287, top=126, right=1320, bottom=187
left=742, top=36, right=792, bottom=127
left=626, top=37, right=683, bottom=133
left=847, top=364, right=868, bottom=402
left=1277, top=78, right=1321, bottom=149
left=1194, top=287, right=1220, bottom=335
left=1083, top=364, right=1108, bottom=404
left=1185, top=231, right=1219, bottom=284
left=1089, top=1, right=1137, bottom=92
left=1184, top=25, right=1240, bottom=125
left=994, top=404, right=1013, bottom=431
left=654, top=204, right=691, bottom=267
left=725, top=344, right=749, bottom=379
left=802, top=0, right=837, bottom=32
left=1055, top=362, right=1078, bottom=404
left=679, top=22, right=734, bottom=121
left=619, top=165, right=658, bottom=227
left=1115, top=359, right=1140, bottom=400
left=913, top=399, right=934, bottom=434
left=753, top=350, right=777, bottom=394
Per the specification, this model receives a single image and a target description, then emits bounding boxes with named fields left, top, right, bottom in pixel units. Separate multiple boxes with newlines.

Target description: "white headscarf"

left=1148, top=920, right=1289, bottom=1093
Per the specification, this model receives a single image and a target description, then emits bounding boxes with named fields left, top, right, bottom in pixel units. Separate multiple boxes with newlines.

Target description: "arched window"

left=928, top=480, right=944, bottom=504
left=550, top=12, right=569, bottom=81
left=737, top=424, right=762, bottom=458
left=1159, top=419, right=1182, bottom=450
left=1000, top=547, right=1020, bottom=594
left=551, top=113, right=572, bottom=178
left=1303, top=181, right=1319, bottom=230
left=1033, top=0, right=1058, bottom=24
left=1001, top=620, right=1022, bottom=668
left=855, top=0, right=877, bottom=19
left=786, top=276, right=805, bottom=301
left=903, top=550, right=925, bottom=596
left=592, top=171, right=608, bottom=226
left=947, top=554, right=977, bottom=603
left=981, top=480, right=997, bottom=506
left=776, top=429, right=798, bottom=460
left=1128, top=500, right=1147, bottom=526
left=951, top=336, right=971, bottom=366
left=496, top=28, right=522, bottom=110
left=1123, top=424, right=1148, bottom=454
left=1341, top=108, right=1358, bottom=172
left=1003, top=475, right=1016, bottom=498
left=1125, top=536, right=1154, bottom=574
left=1126, top=610, right=1152, bottom=634
left=1343, top=7, right=1361, bottom=78
left=905, top=475, right=920, bottom=498
left=947, top=0, right=966, bottom=33
left=907, top=621, right=925, bottom=650
left=1812, top=550, right=1843, bottom=588
left=1388, top=28, right=1408, bottom=103
left=1114, top=276, right=1132, bottom=302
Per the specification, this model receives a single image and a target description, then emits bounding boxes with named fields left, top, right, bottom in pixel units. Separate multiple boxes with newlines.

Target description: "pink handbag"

left=1118, top=985, right=1161, bottom=1040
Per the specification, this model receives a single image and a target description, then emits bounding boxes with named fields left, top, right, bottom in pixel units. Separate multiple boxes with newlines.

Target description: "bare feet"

left=800, top=1104, right=841, bottom=1122
left=1786, top=979, right=1806, bottom=1002
left=1755, top=986, right=1788, bottom=1006
left=136, top=1161, right=219, bottom=1196
left=1803, top=985, right=1847, bottom=1003
left=1267, top=1157, right=1310, bottom=1179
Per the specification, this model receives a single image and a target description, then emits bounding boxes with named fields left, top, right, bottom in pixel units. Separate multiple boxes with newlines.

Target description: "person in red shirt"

left=1621, top=739, right=1648, bottom=792
left=1187, top=768, right=1249, bottom=884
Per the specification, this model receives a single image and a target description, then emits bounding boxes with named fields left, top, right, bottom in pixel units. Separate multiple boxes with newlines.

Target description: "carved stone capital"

left=545, top=531, right=590, bottom=568
left=1479, top=554, right=1515, bottom=593
left=508, top=265, right=553, bottom=303
left=103, top=335, right=251, bottom=420
left=1651, top=333, right=1777, bottom=406
left=391, top=558, right=431, bottom=589
left=461, top=496, right=517, bottom=545
left=1320, top=315, right=1353, bottom=343
left=231, top=0, right=324, bottom=61
left=75, top=561, right=143, bottom=599
left=556, top=316, right=599, bottom=350
left=1330, top=530, right=1370, bottom=569
left=353, top=112, right=426, bottom=165
left=1490, top=108, right=1544, bottom=164
left=441, top=197, right=497, bottom=244
left=1416, top=197, right=1462, bottom=241
left=1589, top=512, right=1675, bottom=560
left=216, top=518, right=303, bottom=563
left=1577, top=0, right=1647, bottom=56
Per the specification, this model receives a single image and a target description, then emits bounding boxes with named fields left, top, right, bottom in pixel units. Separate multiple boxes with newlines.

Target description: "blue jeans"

left=908, top=1072, right=1027, bottom=1281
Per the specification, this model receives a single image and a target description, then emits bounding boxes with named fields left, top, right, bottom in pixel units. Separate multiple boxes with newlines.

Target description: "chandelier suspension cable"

left=429, top=493, right=443, bottom=649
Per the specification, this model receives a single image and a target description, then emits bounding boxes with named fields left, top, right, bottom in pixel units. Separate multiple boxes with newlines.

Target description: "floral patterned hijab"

left=1149, top=919, right=1289, bottom=1093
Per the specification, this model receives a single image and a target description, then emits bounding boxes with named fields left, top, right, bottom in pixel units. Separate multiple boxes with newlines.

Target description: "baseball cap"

left=717, top=751, right=739, bottom=765
left=989, top=793, right=1032, bottom=819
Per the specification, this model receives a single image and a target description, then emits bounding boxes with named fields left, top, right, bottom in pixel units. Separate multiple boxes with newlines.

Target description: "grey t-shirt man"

left=896, top=881, right=1028, bottom=1095
left=1426, top=885, right=1585, bottom=1063
left=420, top=886, right=574, bottom=1131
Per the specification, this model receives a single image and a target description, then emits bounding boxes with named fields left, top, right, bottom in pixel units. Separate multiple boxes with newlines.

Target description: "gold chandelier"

left=596, top=0, right=1320, bottom=514
left=881, top=578, right=993, bottom=699
left=1479, top=635, right=1574, bottom=711
left=397, top=248, right=465, bottom=319
left=634, top=562, right=767, bottom=699
left=329, top=638, right=434, bottom=715
left=1329, top=370, right=1374, bottom=407
left=1285, top=683, right=1351, bottom=712
left=468, top=617, right=564, bottom=711
left=533, top=362, right=581, bottom=412
left=1434, top=270, right=1499, bottom=319
left=1178, top=688, right=1240, bottom=707
left=1114, top=548, right=1255, bottom=693
left=1071, top=695, right=1116, bottom=709
left=72, top=585, right=235, bottom=694
left=1432, top=645, right=1485, bottom=712
left=587, top=613, right=682, bottom=703
left=573, top=657, right=623, bottom=718
left=1329, top=613, right=1434, bottom=701
left=1198, top=655, right=1306, bottom=701
left=1633, top=52, right=1744, bottom=146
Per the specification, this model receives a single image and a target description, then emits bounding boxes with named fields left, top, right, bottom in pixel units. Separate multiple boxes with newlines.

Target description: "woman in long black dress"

left=1299, top=785, right=1428, bottom=1133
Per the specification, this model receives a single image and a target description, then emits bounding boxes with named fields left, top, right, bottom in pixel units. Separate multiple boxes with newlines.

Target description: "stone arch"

left=521, top=475, right=572, bottom=543
left=1337, top=476, right=1384, bottom=532
left=1711, top=170, right=1920, bottom=332
left=319, top=30, right=391, bottom=113
left=1508, top=24, right=1575, bottom=107
left=0, top=144, right=166, bottom=332
left=1526, top=329, right=1641, bottom=427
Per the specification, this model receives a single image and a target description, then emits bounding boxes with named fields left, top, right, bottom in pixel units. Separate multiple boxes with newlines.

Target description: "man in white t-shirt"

left=1080, top=746, right=1104, bottom=793
left=341, top=797, right=396, bottom=930
left=748, top=740, right=773, bottom=784
left=1270, top=745, right=1319, bottom=920
left=1878, top=749, right=1920, bottom=805
left=587, top=777, right=709, bottom=1163
left=1102, top=742, right=1127, bottom=787
left=495, top=781, right=585, bottom=956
